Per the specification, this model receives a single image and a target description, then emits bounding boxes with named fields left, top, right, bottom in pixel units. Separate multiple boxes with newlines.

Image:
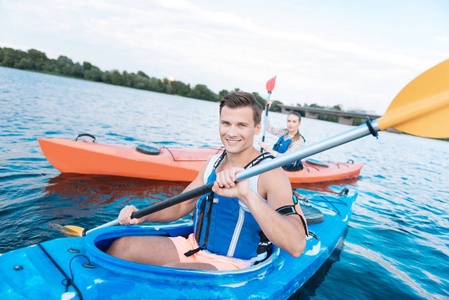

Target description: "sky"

left=1, top=0, right=448, bottom=114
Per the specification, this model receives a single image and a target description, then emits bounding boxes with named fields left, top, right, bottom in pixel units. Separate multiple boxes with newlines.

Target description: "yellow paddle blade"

left=377, top=59, right=449, bottom=138
left=61, top=225, right=85, bottom=237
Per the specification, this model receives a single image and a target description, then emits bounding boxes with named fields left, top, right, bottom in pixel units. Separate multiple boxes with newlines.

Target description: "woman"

left=258, top=101, right=305, bottom=171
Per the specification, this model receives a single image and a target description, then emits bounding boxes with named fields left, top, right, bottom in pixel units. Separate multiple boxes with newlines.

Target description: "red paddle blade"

left=266, top=76, right=277, bottom=93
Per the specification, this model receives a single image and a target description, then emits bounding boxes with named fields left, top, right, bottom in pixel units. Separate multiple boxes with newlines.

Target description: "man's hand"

left=117, top=205, right=145, bottom=225
left=212, top=167, right=253, bottom=204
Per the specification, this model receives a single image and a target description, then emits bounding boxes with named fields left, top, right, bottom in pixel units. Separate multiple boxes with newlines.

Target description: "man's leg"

left=164, top=262, right=217, bottom=271
left=106, top=235, right=179, bottom=265
left=106, top=235, right=219, bottom=270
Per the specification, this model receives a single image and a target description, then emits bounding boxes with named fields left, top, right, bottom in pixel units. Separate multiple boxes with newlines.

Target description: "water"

left=1, top=67, right=449, bottom=299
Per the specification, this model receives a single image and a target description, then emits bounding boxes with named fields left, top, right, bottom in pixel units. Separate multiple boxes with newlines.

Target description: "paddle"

left=260, top=76, right=277, bottom=152
left=64, top=59, right=449, bottom=237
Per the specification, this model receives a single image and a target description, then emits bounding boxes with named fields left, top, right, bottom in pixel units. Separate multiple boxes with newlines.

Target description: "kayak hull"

left=38, top=138, right=362, bottom=183
left=0, top=189, right=357, bottom=299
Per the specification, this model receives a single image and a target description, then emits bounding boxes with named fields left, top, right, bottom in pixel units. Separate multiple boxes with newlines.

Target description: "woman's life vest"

left=192, top=152, right=273, bottom=261
left=273, top=134, right=305, bottom=168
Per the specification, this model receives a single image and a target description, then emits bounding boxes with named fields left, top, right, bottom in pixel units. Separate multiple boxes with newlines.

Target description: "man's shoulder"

left=259, top=166, right=287, bottom=182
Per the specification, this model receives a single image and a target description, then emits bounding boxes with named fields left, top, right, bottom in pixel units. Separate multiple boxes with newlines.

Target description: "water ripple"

left=2, top=67, right=449, bottom=298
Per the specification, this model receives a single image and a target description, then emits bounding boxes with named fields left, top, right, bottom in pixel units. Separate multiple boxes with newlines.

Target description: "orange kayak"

left=38, top=138, right=362, bottom=184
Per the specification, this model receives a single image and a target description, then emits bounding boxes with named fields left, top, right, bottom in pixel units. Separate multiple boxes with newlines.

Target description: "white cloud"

left=1, top=0, right=447, bottom=114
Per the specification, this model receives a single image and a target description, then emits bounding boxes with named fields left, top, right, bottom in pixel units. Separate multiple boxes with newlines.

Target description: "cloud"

left=1, top=0, right=446, bottom=114
left=435, top=36, right=449, bottom=42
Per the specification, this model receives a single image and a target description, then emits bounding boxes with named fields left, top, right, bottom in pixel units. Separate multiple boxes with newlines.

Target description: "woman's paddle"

left=260, top=76, right=277, bottom=152
left=64, top=59, right=449, bottom=237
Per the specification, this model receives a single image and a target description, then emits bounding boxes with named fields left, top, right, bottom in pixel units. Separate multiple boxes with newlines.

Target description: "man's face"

left=219, top=106, right=261, bottom=154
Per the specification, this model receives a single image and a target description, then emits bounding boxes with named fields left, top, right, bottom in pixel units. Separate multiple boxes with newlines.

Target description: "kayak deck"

left=38, top=138, right=363, bottom=183
left=290, top=159, right=363, bottom=183
left=0, top=188, right=357, bottom=299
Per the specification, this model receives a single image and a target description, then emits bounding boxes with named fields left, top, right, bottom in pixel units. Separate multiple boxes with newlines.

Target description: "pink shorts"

left=168, top=233, right=250, bottom=271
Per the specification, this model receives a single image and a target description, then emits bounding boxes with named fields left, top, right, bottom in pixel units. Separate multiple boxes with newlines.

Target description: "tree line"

left=0, top=47, right=279, bottom=108
left=6, top=46, right=428, bottom=136
left=296, top=103, right=366, bottom=125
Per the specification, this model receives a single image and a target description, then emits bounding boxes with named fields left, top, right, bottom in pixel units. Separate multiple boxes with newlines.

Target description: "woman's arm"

left=265, top=117, right=288, bottom=137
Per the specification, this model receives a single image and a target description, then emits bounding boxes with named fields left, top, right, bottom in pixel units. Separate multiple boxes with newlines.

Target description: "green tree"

left=16, top=57, right=32, bottom=69
left=109, top=70, right=121, bottom=85
left=70, top=62, right=84, bottom=78
left=149, top=77, right=165, bottom=92
left=269, top=100, right=283, bottom=112
left=1, top=48, right=21, bottom=67
left=84, top=67, right=103, bottom=81
left=57, top=56, right=74, bottom=75
left=171, top=81, right=191, bottom=96
left=189, top=84, right=218, bottom=101
left=83, top=61, right=93, bottom=70
left=218, top=89, right=229, bottom=99
left=137, top=71, right=149, bottom=78
left=43, top=59, right=60, bottom=73
left=252, top=92, right=266, bottom=108
left=133, top=74, right=150, bottom=90
left=102, top=71, right=112, bottom=83
left=27, top=49, right=47, bottom=70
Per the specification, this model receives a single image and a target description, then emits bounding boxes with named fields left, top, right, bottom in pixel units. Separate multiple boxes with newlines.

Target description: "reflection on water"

left=43, top=173, right=189, bottom=225
left=43, top=174, right=190, bottom=237
left=44, top=173, right=188, bottom=207
left=0, top=172, right=189, bottom=253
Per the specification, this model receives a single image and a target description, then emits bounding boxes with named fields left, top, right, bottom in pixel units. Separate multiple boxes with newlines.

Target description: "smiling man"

left=106, top=92, right=308, bottom=271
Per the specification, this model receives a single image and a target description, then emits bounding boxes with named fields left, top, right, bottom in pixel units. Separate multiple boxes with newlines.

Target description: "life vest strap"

left=184, top=246, right=204, bottom=257
left=194, top=151, right=276, bottom=258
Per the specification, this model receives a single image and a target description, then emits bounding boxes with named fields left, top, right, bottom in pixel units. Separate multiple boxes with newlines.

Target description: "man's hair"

left=219, top=92, right=263, bottom=125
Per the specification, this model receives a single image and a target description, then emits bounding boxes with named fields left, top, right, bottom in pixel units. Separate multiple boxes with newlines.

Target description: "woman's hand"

left=258, top=141, right=269, bottom=152
left=117, top=205, right=145, bottom=225
left=266, top=101, right=273, bottom=109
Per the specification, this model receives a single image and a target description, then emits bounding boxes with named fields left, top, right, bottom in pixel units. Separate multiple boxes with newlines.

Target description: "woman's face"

left=287, top=114, right=301, bottom=134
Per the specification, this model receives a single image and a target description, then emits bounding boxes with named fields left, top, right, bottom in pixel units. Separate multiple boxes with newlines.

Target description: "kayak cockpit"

left=83, top=223, right=282, bottom=285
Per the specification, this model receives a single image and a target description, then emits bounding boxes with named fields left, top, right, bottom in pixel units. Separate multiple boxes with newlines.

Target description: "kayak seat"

left=136, top=145, right=160, bottom=155
left=282, top=164, right=304, bottom=172
left=300, top=204, right=324, bottom=224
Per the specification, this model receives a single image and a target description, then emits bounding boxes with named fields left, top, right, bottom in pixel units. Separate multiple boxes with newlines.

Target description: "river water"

left=1, top=67, right=448, bottom=299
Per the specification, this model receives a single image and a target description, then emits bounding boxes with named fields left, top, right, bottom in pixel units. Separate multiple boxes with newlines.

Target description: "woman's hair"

left=287, top=112, right=303, bottom=149
left=288, top=111, right=302, bottom=122
left=219, top=92, right=263, bottom=125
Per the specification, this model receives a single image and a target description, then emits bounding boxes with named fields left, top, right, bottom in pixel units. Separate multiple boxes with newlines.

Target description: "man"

left=107, top=92, right=307, bottom=271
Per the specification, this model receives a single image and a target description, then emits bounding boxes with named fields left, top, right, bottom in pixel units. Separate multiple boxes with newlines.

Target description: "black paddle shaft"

left=131, top=182, right=214, bottom=219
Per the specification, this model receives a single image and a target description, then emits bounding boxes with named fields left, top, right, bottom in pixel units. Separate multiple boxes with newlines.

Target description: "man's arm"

left=117, top=158, right=210, bottom=225
left=255, top=168, right=307, bottom=257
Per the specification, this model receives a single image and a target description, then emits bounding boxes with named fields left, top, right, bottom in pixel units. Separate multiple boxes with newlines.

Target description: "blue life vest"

left=193, top=152, right=273, bottom=261
left=273, top=134, right=305, bottom=168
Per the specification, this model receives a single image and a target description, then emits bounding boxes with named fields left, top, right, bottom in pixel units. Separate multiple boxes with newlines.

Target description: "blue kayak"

left=0, top=188, right=357, bottom=299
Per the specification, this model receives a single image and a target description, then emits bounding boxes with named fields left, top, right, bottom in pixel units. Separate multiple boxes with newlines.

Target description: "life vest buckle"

left=184, top=246, right=204, bottom=257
